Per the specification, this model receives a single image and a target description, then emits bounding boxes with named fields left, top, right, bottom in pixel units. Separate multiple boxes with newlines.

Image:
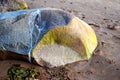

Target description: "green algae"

left=6, top=64, right=39, bottom=80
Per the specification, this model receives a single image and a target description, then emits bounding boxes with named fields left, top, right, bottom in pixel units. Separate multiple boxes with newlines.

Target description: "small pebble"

left=89, top=23, right=100, bottom=27
left=107, top=25, right=120, bottom=30
left=114, top=26, right=120, bottom=30
left=116, top=68, right=119, bottom=71
left=70, top=2, right=73, bottom=4
left=114, top=35, right=120, bottom=39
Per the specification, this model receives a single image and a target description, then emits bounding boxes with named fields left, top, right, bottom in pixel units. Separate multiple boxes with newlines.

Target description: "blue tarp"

left=0, top=8, right=72, bottom=61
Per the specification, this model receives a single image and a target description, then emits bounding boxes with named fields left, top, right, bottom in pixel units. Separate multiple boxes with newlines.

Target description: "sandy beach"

left=0, top=0, right=120, bottom=80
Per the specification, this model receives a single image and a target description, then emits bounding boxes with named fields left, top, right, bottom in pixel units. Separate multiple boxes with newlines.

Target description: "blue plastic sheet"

left=0, top=8, right=72, bottom=61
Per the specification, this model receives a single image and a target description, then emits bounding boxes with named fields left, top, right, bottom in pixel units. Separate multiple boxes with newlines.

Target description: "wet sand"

left=0, top=0, right=120, bottom=80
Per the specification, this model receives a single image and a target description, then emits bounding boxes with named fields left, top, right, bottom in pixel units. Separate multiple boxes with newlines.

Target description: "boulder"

left=0, top=8, right=98, bottom=67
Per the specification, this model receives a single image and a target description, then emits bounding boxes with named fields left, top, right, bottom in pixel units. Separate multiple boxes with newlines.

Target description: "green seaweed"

left=6, top=64, right=39, bottom=80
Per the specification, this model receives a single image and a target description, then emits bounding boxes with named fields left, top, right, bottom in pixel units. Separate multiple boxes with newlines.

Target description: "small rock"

left=89, top=23, right=100, bottom=27
left=116, top=68, right=119, bottom=71
left=70, top=2, right=73, bottom=4
left=107, top=24, right=113, bottom=29
left=95, top=49, right=105, bottom=57
left=108, top=59, right=115, bottom=64
left=107, top=25, right=120, bottom=30
left=82, top=14, right=86, bottom=19
left=103, top=18, right=109, bottom=20
left=104, top=7, right=107, bottom=9
left=100, top=41, right=105, bottom=46
left=44, top=0, right=47, bottom=3
left=114, top=26, right=120, bottom=30
left=114, top=35, right=120, bottom=39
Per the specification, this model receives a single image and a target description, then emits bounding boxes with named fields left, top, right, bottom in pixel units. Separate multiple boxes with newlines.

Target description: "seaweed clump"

left=6, top=64, right=39, bottom=80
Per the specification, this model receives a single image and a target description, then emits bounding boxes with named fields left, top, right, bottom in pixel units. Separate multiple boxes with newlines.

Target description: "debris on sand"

left=0, top=0, right=28, bottom=12
left=107, top=25, right=120, bottom=30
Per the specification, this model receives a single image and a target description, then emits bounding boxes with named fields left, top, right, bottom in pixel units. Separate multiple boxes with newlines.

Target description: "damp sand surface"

left=0, top=0, right=120, bottom=80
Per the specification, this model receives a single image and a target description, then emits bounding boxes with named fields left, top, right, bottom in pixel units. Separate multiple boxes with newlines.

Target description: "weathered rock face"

left=0, top=8, right=98, bottom=67
left=0, top=0, right=28, bottom=12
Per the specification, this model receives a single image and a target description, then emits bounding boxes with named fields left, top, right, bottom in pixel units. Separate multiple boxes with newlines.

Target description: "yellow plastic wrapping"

left=32, top=17, right=98, bottom=67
